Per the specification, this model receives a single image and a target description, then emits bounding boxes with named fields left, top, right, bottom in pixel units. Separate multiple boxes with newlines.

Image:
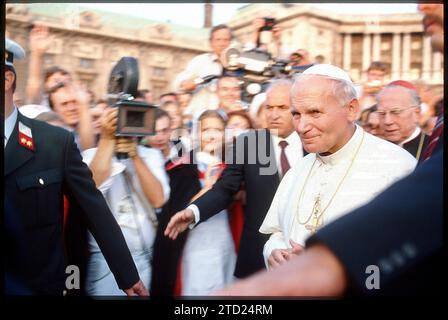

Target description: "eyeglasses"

left=376, top=106, right=418, bottom=118
left=364, top=123, right=380, bottom=130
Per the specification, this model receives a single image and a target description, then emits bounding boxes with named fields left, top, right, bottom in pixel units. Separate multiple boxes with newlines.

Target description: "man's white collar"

left=317, top=125, right=362, bottom=166
left=399, top=127, right=421, bottom=147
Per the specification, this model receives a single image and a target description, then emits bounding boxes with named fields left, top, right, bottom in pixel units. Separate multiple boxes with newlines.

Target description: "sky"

left=80, top=3, right=420, bottom=28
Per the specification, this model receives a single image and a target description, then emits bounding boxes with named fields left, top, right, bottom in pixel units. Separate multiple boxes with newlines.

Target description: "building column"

left=422, top=36, right=432, bottom=82
left=401, top=32, right=411, bottom=79
left=343, top=33, right=352, bottom=72
left=372, top=33, right=381, bottom=61
left=391, top=32, right=401, bottom=80
left=362, top=33, right=371, bottom=81
left=292, top=21, right=309, bottom=51
left=432, top=51, right=442, bottom=83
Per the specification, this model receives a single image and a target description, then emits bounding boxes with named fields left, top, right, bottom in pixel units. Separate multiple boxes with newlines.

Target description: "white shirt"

left=173, top=52, right=223, bottom=91
left=271, top=131, right=303, bottom=178
left=260, top=125, right=417, bottom=268
left=189, top=130, right=304, bottom=226
left=82, top=146, right=170, bottom=254
left=399, top=127, right=421, bottom=147
left=4, top=106, right=18, bottom=147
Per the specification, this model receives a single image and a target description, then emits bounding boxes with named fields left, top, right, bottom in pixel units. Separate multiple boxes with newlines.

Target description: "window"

left=79, top=58, right=94, bottom=69
left=43, top=54, right=54, bottom=66
left=411, top=41, right=421, bottom=50
left=83, top=14, right=92, bottom=23
left=152, top=67, right=166, bottom=77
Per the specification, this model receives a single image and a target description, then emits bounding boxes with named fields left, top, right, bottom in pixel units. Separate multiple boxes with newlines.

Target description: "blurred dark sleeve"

left=306, top=151, right=443, bottom=295
left=62, top=132, right=139, bottom=291
left=5, top=197, right=34, bottom=295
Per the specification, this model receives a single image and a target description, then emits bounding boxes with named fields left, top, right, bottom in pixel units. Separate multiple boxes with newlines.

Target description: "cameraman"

left=82, top=107, right=170, bottom=295
left=173, top=24, right=233, bottom=93
left=246, top=17, right=284, bottom=59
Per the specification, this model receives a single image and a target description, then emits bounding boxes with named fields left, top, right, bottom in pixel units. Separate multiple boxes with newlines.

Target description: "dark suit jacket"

left=193, top=129, right=285, bottom=278
left=307, top=150, right=443, bottom=295
left=4, top=112, right=139, bottom=295
left=402, top=131, right=429, bottom=161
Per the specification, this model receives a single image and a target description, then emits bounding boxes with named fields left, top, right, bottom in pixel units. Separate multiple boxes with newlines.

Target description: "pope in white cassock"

left=260, top=64, right=417, bottom=269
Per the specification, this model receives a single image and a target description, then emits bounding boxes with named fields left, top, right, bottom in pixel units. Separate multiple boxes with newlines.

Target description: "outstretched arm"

left=26, top=24, right=52, bottom=104
left=63, top=130, right=145, bottom=294
left=213, top=243, right=347, bottom=296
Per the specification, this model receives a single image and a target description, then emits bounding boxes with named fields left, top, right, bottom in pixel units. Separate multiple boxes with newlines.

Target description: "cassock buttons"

left=39, top=178, right=44, bottom=186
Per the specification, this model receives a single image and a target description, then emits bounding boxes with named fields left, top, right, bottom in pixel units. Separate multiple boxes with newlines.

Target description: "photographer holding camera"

left=247, top=17, right=284, bottom=59
left=81, top=107, right=170, bottom=295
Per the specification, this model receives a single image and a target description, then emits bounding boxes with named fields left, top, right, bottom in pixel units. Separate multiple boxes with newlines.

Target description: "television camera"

left=107, top=56, right=158, bottom=159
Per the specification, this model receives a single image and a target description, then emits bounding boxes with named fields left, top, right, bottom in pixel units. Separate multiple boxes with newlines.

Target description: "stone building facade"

left=5, top=3, right=210, bottom=102
left=6, top=3, right=443, bottom=103
left=228, top=3, right=443, bottom=86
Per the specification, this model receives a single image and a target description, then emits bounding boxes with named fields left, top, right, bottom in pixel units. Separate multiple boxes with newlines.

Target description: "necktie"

left=279, top=140, right=291, bottom=176
left=420, top=104, right=444, bottom=162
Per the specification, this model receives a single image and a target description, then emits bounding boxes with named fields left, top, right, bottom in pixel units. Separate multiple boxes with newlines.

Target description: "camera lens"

left=247, top=83, right=262, bottom=95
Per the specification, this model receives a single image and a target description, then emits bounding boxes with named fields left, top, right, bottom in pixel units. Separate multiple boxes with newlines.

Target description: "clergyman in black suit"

left=376, top=80, right=429, bottom=161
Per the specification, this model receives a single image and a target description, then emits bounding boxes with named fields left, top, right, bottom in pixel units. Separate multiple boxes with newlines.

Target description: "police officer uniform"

left=4, top=39, right=140, bottom=295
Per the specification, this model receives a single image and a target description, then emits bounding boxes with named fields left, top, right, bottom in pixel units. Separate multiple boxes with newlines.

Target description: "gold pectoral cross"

left=305, top=194, right=323, bottom=234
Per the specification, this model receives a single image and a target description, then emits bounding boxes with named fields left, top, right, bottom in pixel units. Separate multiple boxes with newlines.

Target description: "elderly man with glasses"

left=377, top=80, right=430, bottom=160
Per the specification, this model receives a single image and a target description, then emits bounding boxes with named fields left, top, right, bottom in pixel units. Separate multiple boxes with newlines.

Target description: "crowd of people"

left=4, top=3, right=443, bottom=296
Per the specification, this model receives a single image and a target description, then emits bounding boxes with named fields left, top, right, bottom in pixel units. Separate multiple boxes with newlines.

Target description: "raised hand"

left=29, top=24, right=53, bottom=54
